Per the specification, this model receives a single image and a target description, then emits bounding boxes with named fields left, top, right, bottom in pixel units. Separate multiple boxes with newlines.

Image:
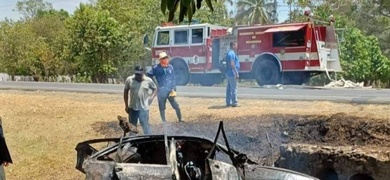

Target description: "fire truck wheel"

left=170, top=60, right=190, bottom=86
left=254, top=59, right=281, bottom=86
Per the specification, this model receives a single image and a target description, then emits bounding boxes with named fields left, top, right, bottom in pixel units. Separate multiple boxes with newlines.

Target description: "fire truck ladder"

left=313, top=23, right=337, bottom=82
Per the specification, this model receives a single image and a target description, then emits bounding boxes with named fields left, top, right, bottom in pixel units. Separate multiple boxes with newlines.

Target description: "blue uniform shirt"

left=147, top=64, right=176, bottom=91
left=225, top=50, right=240, bottom=77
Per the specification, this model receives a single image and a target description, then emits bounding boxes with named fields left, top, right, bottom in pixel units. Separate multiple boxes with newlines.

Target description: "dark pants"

left=157, top=90, right=182, bottom=122
left=128, top=108, right=151, bottom=135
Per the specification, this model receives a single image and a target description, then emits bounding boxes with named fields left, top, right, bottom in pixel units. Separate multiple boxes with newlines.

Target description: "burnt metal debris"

left=75, top=121, right=319, bottom=180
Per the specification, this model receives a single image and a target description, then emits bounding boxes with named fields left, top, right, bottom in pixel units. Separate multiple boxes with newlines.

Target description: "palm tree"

left=235, top=0, right=274, bottom=25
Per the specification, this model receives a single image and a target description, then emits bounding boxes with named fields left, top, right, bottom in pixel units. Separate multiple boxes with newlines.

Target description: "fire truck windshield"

left=157, top=31, right=169, bottom=46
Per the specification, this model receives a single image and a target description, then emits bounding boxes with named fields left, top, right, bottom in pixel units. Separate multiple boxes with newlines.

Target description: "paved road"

left=1, top=81, right=390, bottom=104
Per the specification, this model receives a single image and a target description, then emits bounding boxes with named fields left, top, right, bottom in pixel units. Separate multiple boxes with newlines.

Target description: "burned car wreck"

left=75, top=121, right=318, bottom=180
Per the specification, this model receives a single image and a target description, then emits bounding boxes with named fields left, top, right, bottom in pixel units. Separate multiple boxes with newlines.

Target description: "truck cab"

left=146, top=23, right=229, bottom=86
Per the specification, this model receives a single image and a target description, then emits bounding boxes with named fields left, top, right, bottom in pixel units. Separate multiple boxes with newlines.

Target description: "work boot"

left=160, top=110, right=166, bottom=122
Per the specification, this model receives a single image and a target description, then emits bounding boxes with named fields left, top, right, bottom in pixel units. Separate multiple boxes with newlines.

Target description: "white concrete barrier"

left=0, top=73, right=124, bottom=83
left=0, top=73, right=10, bottom=81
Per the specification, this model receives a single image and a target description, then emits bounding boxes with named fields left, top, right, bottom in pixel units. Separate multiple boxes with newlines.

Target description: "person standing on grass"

left=225, top=41, right=240, bottom=107
left=147, top=52, right=183, bottom=123
left=0, top=117, right=13, bottom=180
left=124, top=65, right=157, bottom=135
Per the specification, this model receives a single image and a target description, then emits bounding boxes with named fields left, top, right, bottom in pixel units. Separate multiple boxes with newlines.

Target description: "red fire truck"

left=143, top=19, right=342, bottom=86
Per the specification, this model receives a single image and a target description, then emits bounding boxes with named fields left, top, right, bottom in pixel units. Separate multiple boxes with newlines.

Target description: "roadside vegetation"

left=0, top=0, right=389, bottom=88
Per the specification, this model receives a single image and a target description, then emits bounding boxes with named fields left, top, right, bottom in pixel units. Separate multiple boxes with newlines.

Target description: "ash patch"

left=278, top=113, right=390, bottom=147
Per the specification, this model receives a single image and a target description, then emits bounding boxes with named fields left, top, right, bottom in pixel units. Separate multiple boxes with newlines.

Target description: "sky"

left=0, top=0, right=90, bottom=20
left=0, top=0, right=291, bottom=22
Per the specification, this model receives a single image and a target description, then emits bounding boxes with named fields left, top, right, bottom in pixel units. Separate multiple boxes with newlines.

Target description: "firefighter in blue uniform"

left=147, top=52, right=183, bottom=123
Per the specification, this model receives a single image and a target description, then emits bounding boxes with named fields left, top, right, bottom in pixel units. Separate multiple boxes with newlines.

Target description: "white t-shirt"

left=124, top=75, right=157, bottom=111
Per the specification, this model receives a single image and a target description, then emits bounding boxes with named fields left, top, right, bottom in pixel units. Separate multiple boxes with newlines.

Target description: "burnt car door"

left=75, top=138, right=119, bottom=173
left=112, top=163, right=172, bottom=180
left=76, top=135, right=177, bottom=180
left=113, top=136, right=178, bottom=180
left=207, top=159, right=241, bottom=179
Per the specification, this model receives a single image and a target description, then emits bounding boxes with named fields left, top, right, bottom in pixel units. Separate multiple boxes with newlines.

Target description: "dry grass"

left=0, top=90, right=389, bottom=180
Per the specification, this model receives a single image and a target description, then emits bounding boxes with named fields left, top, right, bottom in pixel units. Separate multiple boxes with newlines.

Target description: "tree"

left=16, top=0, right=53, bottom=20
left=160, top=0, right=217, bottom=23
left=339, top=28, right=390, bottom=86
left=350, top=1, right=390, bottom=57
left=96, top=0, right=166, bottom=78
left=0, top=21, right=42, bottom=78
left=191, top=1, right=233, bottom=26
left=235, top=0, right=273, bottom=25
left=32, top=9, right=71, bottom=75
left=66, top=4, right=131, bottom=83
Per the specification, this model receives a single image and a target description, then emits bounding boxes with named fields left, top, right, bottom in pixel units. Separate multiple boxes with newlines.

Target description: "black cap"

left=134, top=65, right=144, bottom=75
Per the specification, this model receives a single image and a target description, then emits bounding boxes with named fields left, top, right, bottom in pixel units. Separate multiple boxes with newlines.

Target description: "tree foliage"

left=66, top=4, right=132, bottom=83
left=160, top=0, right=217, bottom=23
left=192, top=1, right=233, bottom=26
left=0, top=22, right=36, bottom=76
left=235, top=0, right=273, bottom=25
left=340, top=28, right=390, bottom=86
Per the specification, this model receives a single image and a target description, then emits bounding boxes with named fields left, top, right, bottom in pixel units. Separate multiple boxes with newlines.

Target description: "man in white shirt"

left=123, top=66, right=157, bottom=135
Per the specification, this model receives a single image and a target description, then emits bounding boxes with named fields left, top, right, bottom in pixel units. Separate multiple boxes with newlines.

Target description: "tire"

left=170, top=60, right=190, bottom=86
left=254, top=59, right=281, bottom=86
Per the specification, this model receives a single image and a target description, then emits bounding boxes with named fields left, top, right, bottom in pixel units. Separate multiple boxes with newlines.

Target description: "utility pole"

left=265, top=0, right=278, bottom=24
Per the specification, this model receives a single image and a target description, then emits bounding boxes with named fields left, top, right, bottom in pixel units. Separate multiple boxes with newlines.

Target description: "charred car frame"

left=75, top=121, right=318, bottom=180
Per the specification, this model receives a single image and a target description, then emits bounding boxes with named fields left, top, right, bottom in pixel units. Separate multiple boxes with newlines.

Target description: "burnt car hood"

left=75, top=122, right=319, bottom=180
